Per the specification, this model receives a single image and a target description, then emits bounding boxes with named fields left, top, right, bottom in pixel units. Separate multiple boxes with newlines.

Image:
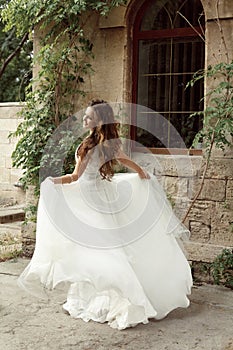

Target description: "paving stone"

left=0, top=259, right=232, bottom=350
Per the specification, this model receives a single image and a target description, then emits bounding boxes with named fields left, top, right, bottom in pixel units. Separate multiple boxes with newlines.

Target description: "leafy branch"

left=182, top=61, right=233, bottom=222
left=182, top=0, right=233, bottom=223
left=0, top=31, right=29, bottom=78
left=2, top=0, right=126, bottom=192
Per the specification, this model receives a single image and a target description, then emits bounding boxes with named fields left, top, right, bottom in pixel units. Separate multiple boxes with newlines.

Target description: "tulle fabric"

left=18, top=150, right=192, bottom=330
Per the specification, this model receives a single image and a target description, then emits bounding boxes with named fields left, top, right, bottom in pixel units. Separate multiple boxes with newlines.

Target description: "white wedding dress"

left=18, top=148, right=192, bottom=330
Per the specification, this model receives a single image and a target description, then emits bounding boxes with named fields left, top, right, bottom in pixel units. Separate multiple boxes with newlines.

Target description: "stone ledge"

left=0, top=108, right=24, bottom=119
left=0, top=102, right=25, bottom=107
left=0, top=205, right=25, bottom=224
left=184, top=241, right=232, bottom=263
left=0, top=221, right=22, bottom=235
left=132, top=153, right=203, bottom=177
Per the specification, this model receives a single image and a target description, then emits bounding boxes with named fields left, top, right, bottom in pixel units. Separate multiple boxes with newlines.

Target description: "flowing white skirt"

left=18, top=173, right=192, bottom=330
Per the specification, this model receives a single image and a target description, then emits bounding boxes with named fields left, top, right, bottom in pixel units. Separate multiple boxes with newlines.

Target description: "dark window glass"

left=134, top=0, right=205, bottom=150
left=141, top=0, right=205, bottom=30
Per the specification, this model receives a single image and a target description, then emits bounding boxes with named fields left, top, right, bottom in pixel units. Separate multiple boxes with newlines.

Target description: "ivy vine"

left=182, top=61, right=233, bottom=222
left=211, top=248, right=233, bottom=289
left=1, top=0, right=127, bottom=193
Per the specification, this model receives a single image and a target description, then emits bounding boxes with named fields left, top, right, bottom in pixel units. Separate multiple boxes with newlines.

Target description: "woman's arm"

left=116, top=149, right=150, bottom=179
left=52, top=154, right=89, bottom=184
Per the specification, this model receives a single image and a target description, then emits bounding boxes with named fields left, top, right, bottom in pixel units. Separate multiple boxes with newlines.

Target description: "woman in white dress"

left=18, top=99, right=192, bottom=330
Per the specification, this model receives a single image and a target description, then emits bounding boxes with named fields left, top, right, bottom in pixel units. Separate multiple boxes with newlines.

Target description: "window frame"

left=131, top=0, right=204, bottom=156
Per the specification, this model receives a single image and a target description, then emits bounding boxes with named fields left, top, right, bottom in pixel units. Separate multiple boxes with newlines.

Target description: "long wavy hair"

left=77, top=99, right=121, bottom=180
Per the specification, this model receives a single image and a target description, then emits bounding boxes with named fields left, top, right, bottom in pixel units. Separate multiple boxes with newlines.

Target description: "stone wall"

left=0, top=103, right=25, bottom=206
left=132, top=151, right=233, bottom=265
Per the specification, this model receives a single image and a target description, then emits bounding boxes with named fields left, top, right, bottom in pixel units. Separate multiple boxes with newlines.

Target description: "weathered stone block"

left=188, top=178, right=226, bottom=201
left=0, top=103, right=23, bottom=119
left=226, top=180, right=233, bottom=200
left=210, top=202, right=233, bottom=246
left=155, top=155, right=202, bottom=178
left=5, top=157, right=12, bottom=169
left=205, top=159, right=233, bottom=180
left=206, top=18, right=233, bottom=65
left=163, top=176, right=188, bottom=198
left=22, top=221, right=36, bottom=240
left=189, top=221, right=211, bottom=243
left=203, top=0, right=233, bottom=20
left=184, top=241, right=231, bottom=263
left=0, top=185, right=25, bottom=204
left=171, top=197, right=192, bottom=222
left=0, top=143, right=15, bottom=157
left=187, top=200, right=212, bottom=226
left=210, top=144, right=233, bottom=159
left=10, top=173, right=22, bottom=185
left=0, top=156, right=5, bottom=168
left=10, top=167, right=23, bottom=184
left=0, top=168, right=11, bottom=183
left=132, top=153, right=203, bottom=178
left=0, top=131, right=10, bottom=144
left=0, top=119, right=18, bottom=131
left=21, top=219, right=36, bottom=257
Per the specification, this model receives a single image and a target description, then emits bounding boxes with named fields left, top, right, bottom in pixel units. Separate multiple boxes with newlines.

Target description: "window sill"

left=133, top=147, right=202, bottom=156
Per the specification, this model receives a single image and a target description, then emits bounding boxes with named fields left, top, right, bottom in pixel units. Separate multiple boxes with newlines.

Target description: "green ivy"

left=188, top=61, right=233, bottom=154
left=211, top=249, right=233, bottom=289
left=182, top=61, right=233, bottom=223
left=2, top=0, right=127, bottom=193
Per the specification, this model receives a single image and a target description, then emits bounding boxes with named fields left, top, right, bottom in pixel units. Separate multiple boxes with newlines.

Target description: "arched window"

left=132, top=0, right=205, bottom=154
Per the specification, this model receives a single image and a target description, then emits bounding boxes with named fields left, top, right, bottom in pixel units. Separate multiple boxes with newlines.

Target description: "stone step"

left=0, top=205, right=25, bottom=224
left=0, top=183, right=25, bottom=207
left=184, top=241, right=232, bottom=263
left=0, top=221, right=22, bottom=236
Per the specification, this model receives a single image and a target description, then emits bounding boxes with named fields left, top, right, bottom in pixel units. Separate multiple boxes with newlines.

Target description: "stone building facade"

left=1, top=0, right=232, bottom=271
left=71, top=0, right=233, bottom=266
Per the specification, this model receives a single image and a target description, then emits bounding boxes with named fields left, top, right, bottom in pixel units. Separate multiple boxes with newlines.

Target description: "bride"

left=18, top=99, right=192, bottom=330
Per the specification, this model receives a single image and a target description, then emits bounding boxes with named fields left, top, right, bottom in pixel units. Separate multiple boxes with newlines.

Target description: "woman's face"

left=83, top=107, right=98, bottom=130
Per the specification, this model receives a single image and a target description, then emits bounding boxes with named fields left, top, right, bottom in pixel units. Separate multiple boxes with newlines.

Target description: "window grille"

left=132, top=0, right=205, bottom=154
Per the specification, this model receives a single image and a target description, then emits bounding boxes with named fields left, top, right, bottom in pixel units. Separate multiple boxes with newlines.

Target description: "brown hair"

left=77, top=99, right=121, bottom=181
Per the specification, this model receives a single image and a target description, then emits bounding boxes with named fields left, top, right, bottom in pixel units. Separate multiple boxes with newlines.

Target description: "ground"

left=0, top=258, right=232, bottom=350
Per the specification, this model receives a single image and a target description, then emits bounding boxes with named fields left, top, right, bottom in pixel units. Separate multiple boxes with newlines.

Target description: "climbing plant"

left=190, top=62, right=233, bottom=153
left=182, top=60, right=233, bottom=222
left=181, top=0, right=233, bottom=223
left=211, top=248, right=233, bottom=289
left=2, top=0, right=127, bottom=193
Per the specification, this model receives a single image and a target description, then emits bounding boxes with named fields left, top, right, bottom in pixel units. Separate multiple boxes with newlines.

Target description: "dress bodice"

left=76, top=146, right=102, bottom=181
